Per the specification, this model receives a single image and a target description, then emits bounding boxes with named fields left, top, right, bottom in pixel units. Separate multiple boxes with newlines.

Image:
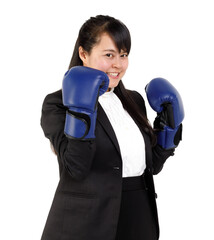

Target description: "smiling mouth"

left=107, top=72, right=120, bottom=78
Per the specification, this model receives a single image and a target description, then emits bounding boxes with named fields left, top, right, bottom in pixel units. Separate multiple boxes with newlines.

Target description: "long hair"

left=68, top=15, right=156, bottom=145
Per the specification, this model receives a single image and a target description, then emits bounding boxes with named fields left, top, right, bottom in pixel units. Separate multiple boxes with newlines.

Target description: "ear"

left=79, top=46, right=89, bottom=66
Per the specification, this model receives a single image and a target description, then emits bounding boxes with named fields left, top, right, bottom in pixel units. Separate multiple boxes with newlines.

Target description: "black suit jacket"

left=40, top=89, right=174, bottom=240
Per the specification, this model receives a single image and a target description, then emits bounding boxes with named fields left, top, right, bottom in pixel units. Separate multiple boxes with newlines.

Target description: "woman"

left=40, top=15, right=178, bottom=240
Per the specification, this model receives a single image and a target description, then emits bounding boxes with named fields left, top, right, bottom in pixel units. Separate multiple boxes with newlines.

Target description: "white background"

left=1, top=0, right=213, bottom=239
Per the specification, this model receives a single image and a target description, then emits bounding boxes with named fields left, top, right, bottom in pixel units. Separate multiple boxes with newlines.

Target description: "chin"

left=109, top=80, right=121, bottom=89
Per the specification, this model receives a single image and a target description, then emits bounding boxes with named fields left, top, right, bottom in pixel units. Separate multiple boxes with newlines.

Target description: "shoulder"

left=41, top=89, right=66, bottom=133
left=41, top=89, right=67, bottom=122
left=42, top=89, right=63, bottom=107
left=127, top=90, right=145, bottom=105
left=42, top=89, right=68, bottom=114
left=127, top=90, right=147, bottom=116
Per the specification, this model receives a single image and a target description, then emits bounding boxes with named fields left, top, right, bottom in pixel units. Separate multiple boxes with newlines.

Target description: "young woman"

left=40, top=15, right=181, bottom=240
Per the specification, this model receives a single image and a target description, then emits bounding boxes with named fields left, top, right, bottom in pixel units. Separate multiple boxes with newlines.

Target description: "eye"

left=120, top=53, right=128, bottom=58
left=106, top=53, right=113, bottom=58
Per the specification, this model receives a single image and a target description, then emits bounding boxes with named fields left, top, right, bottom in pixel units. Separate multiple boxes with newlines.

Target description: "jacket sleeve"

left=40, top=90, right=96, bottom=181
left=130, top=90, right=175, bottom=175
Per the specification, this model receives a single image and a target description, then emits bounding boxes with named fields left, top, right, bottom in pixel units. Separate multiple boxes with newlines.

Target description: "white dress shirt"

left=98, top=88, right=146, bottom=178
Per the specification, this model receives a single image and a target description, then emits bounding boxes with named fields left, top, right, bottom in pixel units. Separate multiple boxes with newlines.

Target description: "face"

left=79, top=33, right=129, bottom=89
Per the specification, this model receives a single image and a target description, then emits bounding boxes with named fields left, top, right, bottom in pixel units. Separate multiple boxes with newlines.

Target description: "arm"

left=41, top=67, right=109, bottom=181
left=145, top=78, right=184, bottom=174
left=41, top=91, right=96, bottom=181
left=130, top=90, right=175, bottom=174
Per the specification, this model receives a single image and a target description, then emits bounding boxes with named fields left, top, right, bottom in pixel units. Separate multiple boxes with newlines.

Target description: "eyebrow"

left=103, top=49, right=117, bottom=52
left=103, top=49, right=127, bottom=53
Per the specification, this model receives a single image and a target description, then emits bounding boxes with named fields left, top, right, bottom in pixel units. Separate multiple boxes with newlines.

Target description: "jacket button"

left=113, top=167, right=120, bottom=170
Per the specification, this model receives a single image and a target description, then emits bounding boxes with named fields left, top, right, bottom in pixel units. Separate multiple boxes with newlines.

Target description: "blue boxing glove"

left=62, top=66, right=109, bottom=140
left=145, top=78, right=184, bottom=149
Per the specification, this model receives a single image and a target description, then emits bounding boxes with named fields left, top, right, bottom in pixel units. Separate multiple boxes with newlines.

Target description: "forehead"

left=94, top=33, right=126, bottom=53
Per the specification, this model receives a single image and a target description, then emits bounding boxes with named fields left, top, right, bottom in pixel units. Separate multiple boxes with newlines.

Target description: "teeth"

left=108, top=73, right=118, bottom=76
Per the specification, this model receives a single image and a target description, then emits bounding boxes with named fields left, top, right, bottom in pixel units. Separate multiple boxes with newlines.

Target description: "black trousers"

left=115, top=174, right=158, bottom=240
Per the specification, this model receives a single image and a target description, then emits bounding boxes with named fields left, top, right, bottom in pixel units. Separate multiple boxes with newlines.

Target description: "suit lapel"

left=97, top=101, right=153, bottom=170
left=97, top=103, right=121, bottom=155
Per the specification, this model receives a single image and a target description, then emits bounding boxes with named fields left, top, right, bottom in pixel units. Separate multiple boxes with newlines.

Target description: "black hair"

left=68, top=15, right=131, bottom=68
left=68, top=15, right=156, bottom=145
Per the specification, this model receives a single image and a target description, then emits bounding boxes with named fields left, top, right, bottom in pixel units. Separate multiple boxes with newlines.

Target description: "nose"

left=112, top=56, right=122, bottom=69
